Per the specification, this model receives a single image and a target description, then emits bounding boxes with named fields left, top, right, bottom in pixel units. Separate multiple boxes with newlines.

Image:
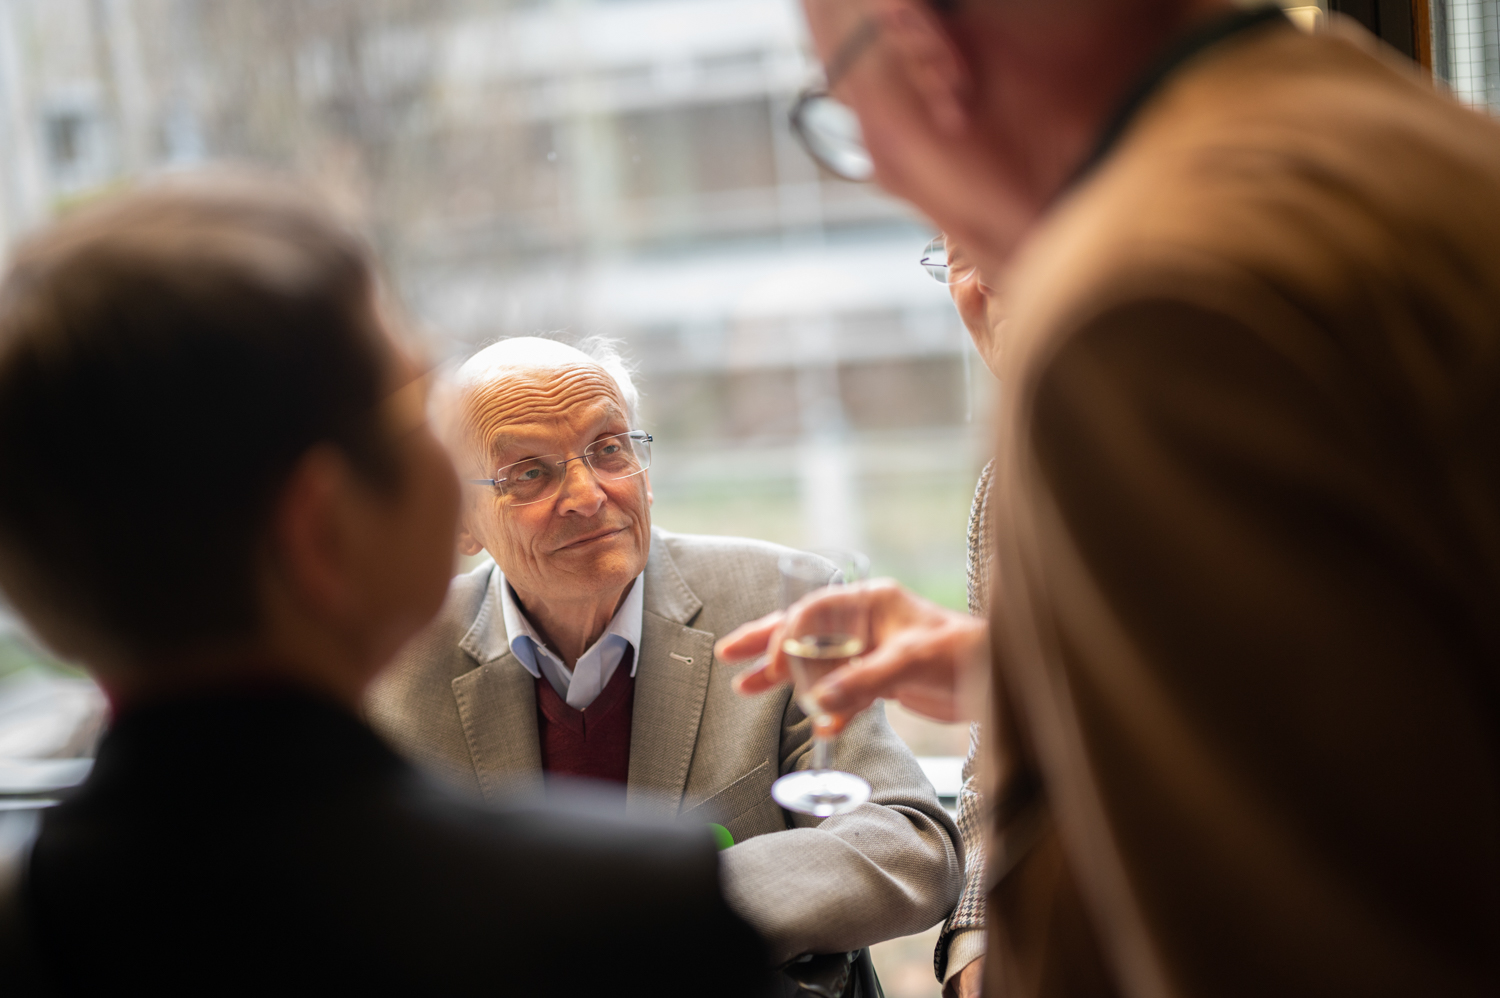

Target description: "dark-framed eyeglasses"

left=467, top=431, right=653, bottom=507
left=788, top=18, right=879, bottom=182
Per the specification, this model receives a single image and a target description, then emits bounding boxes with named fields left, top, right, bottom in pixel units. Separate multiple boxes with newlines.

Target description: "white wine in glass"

left=783, top=633, right=866, bottom=717
left=771, top=550, right=873, bottom=817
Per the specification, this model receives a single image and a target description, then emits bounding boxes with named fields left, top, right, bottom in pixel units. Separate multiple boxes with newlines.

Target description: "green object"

left=708, top=823, right=734, bottom=851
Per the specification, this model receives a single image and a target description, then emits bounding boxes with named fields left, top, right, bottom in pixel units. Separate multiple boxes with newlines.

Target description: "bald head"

left=449, top=337, right=639, bottom=471
left=457, top=337, right=638, bottom=420
left=456, top=337, right=595, bottom=389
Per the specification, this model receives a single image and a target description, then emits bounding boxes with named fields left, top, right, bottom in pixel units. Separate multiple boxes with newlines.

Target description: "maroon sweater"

left=534, top=646, right=635, bottom=785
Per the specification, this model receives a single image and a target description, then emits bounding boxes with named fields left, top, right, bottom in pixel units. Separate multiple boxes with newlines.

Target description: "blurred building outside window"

left=0, top=0, right=993, bottom=614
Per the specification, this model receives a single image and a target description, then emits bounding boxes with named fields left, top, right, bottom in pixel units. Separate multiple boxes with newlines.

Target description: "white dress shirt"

left=497, top=571, right=644, bottom=710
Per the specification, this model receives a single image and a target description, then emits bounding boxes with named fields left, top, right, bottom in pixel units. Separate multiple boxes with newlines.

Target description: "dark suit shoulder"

left=285, top=774, right=771, bottom=993
left=29, top=698, right=770, bottom=997
left=395, top=780, right=725, bottom=900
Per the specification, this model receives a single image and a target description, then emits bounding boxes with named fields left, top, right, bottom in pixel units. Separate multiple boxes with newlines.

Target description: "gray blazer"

left=366, top=527, right=963, bottom=964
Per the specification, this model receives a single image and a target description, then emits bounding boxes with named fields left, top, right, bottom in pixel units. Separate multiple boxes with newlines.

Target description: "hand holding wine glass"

left=721, top=578, right=990, bottom=735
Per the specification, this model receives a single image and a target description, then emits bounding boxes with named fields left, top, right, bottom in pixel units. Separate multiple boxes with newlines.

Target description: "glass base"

left=772, top=769, right=872, bottom=817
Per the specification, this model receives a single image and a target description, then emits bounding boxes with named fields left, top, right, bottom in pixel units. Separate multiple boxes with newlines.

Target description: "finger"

left=806, top=687, right=963, bottom=738
left=731, top=654, right=790, bottom=696
left=809, top=637, right=939, bottom=718
left=715, top=611, right=784, bottom=663
left=812, top=710, right=851, bottom=737
left=892, top=690, right=967, bottom=724
left=780, top=585, right=876, bottom=639
left=811, top=711, right=842, bottom=739
left=779, top=578, right=924, bottom=653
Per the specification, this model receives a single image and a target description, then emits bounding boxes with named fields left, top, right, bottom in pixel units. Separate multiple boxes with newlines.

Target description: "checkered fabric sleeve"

left=964, top=460, right=994, bottom=619
left=933, top=461, right=994, bottom=984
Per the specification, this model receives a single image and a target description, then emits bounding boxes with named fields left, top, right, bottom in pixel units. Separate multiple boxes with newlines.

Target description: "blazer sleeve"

left=717, top=697, right=964, bottom=965
left=995, top=297, right=1500, bottom=996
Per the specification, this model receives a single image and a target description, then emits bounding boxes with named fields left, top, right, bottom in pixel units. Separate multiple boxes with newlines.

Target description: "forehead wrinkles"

left=461, top=365, right=623, bottom=461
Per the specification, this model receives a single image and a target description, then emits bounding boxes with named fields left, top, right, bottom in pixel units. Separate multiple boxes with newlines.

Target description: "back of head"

left=0, top=175, right=396, bottom=664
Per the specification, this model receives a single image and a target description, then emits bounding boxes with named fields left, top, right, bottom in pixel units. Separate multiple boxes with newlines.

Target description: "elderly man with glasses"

left=726, top=0, right=1500, bottom=996
left=366, top=336, right=962, bottom=984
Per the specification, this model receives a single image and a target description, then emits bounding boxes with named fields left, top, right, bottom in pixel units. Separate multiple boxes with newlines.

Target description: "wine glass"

left=770, top=549, right=873, bottom=817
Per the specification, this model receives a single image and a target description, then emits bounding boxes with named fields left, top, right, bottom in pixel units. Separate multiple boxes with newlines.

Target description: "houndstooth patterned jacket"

left=933, top=460, right=993, bottom=984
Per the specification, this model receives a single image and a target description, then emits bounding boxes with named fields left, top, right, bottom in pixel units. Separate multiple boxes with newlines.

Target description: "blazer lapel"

left=452, top=566, right=543, bottom=803
left=627, top=530, right=715, bottom=816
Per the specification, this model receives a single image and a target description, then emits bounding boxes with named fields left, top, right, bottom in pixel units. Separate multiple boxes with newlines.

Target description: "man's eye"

left=517, top=467, right=545, bottom=482
left=597, top=444, right=622, bottom=457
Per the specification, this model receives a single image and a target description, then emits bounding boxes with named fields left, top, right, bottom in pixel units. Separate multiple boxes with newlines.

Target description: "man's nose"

left=555, top=457, right=607, bottom=515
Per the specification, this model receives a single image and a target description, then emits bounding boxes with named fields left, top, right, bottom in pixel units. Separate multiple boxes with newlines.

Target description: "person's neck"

left=96, top=650, right=364, bottom=718
left=510, top=578, right=635, bottom=669
left=952, top=0, right=1239, bottom=274
left=93, top=609, right=379, bottom=716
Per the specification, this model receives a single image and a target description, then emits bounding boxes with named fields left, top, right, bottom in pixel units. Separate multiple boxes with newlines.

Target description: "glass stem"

left=810, top=735, right=834, bottom=772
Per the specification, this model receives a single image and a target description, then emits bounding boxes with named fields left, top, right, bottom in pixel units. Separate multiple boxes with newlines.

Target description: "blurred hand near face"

left=718, top=579, right=988, bottom=734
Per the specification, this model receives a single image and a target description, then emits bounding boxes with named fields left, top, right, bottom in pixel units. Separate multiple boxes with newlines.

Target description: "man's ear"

left=456, top=516, right=486, bottom=557
left=271, top=445, right=360, bottom=619
left=878, top=0, right=973, bottom=138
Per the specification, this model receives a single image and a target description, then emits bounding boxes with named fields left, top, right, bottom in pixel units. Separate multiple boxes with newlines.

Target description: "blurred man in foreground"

left=0, top=178, right=769, bottom=994
left=366, top=336, right=962, bottom=980
left=725, top=1, right=1500, bottom=995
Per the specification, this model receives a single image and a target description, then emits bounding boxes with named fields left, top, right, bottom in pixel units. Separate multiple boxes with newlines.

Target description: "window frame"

left=1327, top=0, right=1434, bottom=69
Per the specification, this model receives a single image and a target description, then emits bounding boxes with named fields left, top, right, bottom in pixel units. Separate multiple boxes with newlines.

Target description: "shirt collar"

left=1069, top=4, right=1289, bottom=190
left=497, top=570, right=645, bottom=678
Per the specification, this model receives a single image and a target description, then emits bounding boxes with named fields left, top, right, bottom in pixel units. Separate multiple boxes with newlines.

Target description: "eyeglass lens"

left=920, top=234, right=977, bottom=286
left=793, top=94, right=875, bottom=182
left=495, top=432, right=652, bottom=506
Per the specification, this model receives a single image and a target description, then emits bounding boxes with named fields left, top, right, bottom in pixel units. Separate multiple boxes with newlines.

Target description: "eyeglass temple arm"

left=824, top=18, right=879, bottom=89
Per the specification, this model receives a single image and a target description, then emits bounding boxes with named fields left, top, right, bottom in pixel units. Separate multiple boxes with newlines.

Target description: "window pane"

left=1432, top=0, right=1500, bottom=112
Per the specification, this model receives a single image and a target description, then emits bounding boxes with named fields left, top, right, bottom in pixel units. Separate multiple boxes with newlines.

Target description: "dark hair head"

left=0, top=175, right=398, bottom=661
